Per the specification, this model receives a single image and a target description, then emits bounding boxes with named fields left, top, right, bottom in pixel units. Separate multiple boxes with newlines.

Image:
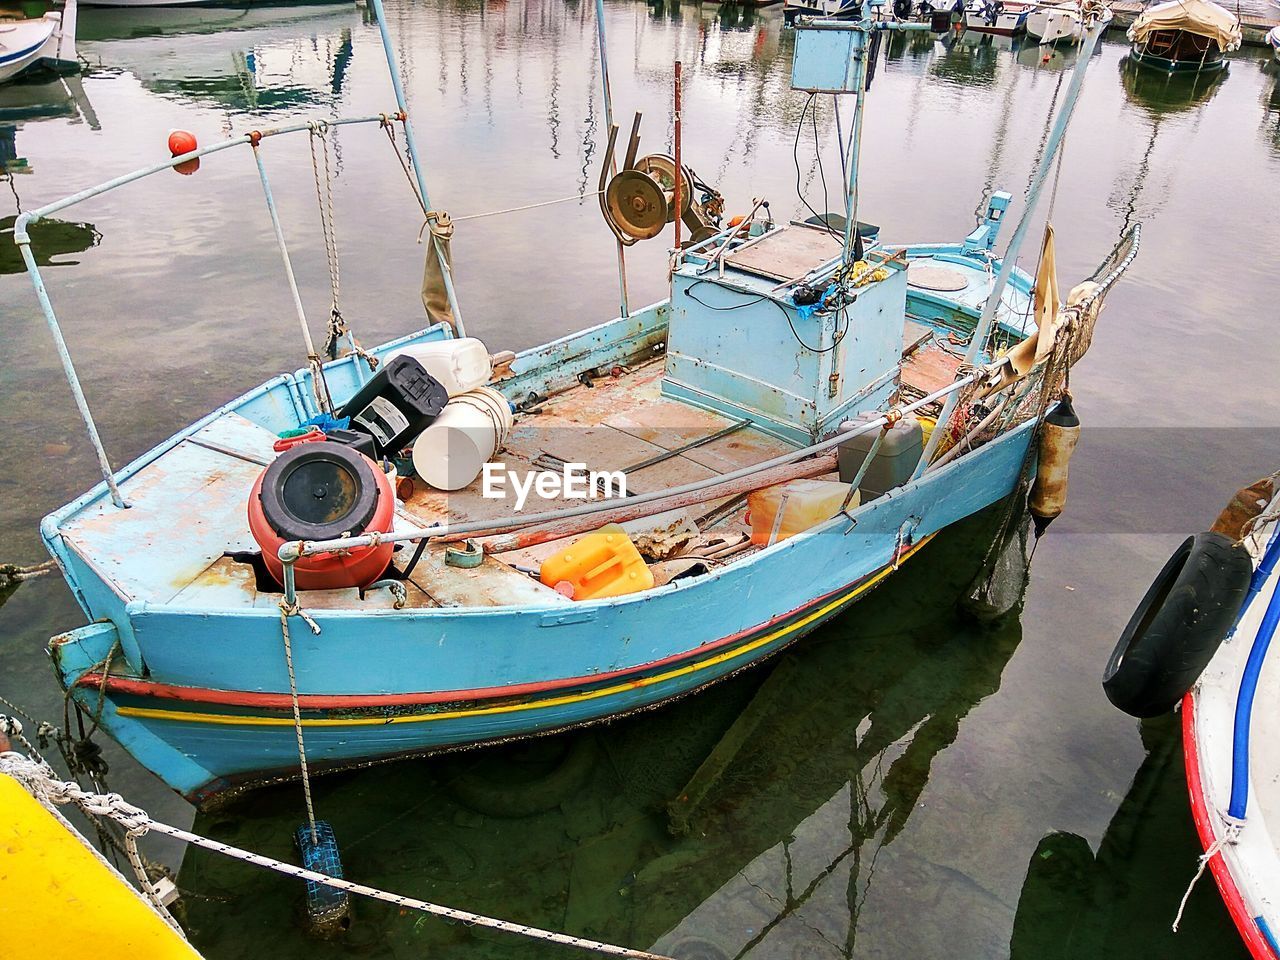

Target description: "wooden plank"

left=724, top=224, right=842, bottom=282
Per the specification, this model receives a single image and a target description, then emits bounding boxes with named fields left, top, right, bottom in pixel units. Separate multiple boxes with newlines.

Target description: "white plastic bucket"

left=386, top=338, right=492, bottom=397
left=411, top=386, right=514, bottom=491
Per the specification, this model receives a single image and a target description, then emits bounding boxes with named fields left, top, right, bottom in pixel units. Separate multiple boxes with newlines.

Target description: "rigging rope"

left=0, top=752, right=674, bottom=960
left=308, top=121, right=378, bottom=370
left=452, top=189, right=603, bottom=222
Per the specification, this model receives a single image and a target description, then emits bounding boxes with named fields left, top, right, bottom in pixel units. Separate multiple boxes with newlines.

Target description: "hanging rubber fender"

left=1102, top=532, right=1253, bottom=718
left=1029, top=396, right=1081, bottom=537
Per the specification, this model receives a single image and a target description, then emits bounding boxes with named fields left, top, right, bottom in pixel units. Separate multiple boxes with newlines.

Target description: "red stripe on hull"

left=1182, top=692, right=1279, bottom=960
left=75, top=554, right=911, bottom=711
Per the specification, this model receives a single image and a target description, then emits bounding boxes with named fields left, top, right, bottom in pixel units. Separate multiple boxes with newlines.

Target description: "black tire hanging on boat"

left=1102, top=532, right=1253, bottom=718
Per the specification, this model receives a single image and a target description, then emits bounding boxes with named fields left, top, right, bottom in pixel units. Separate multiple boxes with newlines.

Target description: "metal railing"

left=16, top=112, right=413, bottom=510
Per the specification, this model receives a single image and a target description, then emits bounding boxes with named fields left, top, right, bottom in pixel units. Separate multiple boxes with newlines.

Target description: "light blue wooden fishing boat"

left=22, top=3, right=1137, bottom=808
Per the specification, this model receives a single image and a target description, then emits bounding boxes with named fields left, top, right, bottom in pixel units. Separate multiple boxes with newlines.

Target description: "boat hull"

left=53, top=416, right=1035, bottom=807
left=1183, top=513, right=1280, bottom=960
left=1127, top=41, right=1226, bottom=73
left=0, top=14, right=76, bottom=84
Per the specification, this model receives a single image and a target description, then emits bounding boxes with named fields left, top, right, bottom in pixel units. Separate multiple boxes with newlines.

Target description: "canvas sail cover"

left=1126, top=0, right=1242, bottom=52
left=421, top=212, right=457, bottom=332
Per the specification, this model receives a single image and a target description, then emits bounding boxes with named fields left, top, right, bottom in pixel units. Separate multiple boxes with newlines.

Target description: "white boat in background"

left=1268, top=25, right=1279, bottom=60
left=963, top=0, right=1032, bottom=36
left=81, top=0, right=348, bottom=9
left=1025, top=1, right=1083, bottom=44
left=0, top=0, right=78, bottom=83
left=1103, top=473, right=1280, bottom=959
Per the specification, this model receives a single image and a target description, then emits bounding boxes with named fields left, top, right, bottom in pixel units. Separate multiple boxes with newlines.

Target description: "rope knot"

left=278, top=598, right=322, bottom=636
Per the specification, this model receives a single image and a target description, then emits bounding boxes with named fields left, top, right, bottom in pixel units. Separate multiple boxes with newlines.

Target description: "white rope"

left=278, top=599, right=321, bottom=842
left=453, top=190, right=603, bottom=223
left=0, top=753, right=672, bottom=960
left=1172, top=818, right=1243, bottom=932
left=1, top=749, right=186, bottom=934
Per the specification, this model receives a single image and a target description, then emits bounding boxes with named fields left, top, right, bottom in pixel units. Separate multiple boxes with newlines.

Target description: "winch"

left=597, top=113, right=725, bottom=247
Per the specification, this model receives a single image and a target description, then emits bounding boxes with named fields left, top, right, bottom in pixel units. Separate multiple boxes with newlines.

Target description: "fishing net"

left=961, top=506, right=1033, bottom=623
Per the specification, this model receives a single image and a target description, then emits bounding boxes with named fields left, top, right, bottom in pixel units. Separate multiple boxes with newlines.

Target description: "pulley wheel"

left=606, top=169, right=669, bottom=241
left=634, top=154, right=694, bottom=219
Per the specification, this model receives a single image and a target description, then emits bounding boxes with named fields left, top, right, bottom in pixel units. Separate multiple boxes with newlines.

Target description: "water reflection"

left=1010, top=715, right=1248, bottom=959
left=1260, top=59, right=1280, bottom=153
left=1119, top=53, right=1228, bottom=115
left=0, top=76, right=101, bottom=275
left=176, top=508, right=1024, bottom=960
left=0, top=213, right=100, bottom=274
left=932, top=31, right=1003, bottom=85
left=79, top=6, right=357, bottom=115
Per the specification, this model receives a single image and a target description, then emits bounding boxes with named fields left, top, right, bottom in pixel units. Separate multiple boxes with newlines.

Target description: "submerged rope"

left=0, top=753, right=673, bottom=960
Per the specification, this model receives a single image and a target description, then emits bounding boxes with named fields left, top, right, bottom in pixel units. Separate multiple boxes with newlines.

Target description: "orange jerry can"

left=539, top=524, right=655, bottom=600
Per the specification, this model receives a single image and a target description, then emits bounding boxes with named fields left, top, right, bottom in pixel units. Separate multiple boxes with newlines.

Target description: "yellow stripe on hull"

left=117, top=536, right=933, bottom=730
left=0, top=774, right=203, bottom=959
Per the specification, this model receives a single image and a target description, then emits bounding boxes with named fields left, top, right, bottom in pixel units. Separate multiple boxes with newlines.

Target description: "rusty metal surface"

left=901, top=321, right=965, bottom=399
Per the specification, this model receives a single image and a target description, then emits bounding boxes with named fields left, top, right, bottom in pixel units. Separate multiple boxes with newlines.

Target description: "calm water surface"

left=1, top=1, right=1279, bottom=957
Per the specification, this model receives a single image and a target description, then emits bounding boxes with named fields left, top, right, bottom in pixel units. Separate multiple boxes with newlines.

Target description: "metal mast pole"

left=367, top=0, right=467, bottom=336
left=595, top=0, right=631, bottom=319
left=913, top=12, right=1107, bottom=477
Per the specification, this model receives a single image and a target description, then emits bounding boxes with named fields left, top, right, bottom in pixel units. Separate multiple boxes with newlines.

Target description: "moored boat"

left=1268, top=24, right=1279, bottom=60
left=1103, top=473, right=1280, bottom=958
left=1025, top=1, right=1084, bottom=44
left=21, top=4, right=1137, bottom=809
left=1126, top=0, right=1241, bottom=73
left=0, top=0, right=79, bottom=84
left=964, top=0, right=1032, bottom=36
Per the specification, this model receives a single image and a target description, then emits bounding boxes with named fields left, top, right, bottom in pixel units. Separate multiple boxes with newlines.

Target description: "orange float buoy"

left=248, top=441, right=396, bottom=591
left=167, top=129, right=198, bottom=157
left=173, top=158, right=200, bottom=177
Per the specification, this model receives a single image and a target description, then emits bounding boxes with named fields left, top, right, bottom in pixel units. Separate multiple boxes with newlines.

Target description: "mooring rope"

left=0, top=752, right=673, bottom=960
left=277, top=599, right=321, bottom=843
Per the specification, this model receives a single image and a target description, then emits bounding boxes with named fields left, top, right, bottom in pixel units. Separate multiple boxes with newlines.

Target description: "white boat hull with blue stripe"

left=1186, top=498, right=1280, bottom=960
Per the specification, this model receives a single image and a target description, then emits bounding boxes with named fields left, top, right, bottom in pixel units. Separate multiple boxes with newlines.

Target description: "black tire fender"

left=1103, top=532, right=1253, bottom=718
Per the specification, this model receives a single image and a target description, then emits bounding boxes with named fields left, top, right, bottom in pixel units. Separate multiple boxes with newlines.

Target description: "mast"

left=594, top=0, right=631, bottom=319
left=913, top=7, right=1110, bottom=477
left=367, top=0, right=467, bottom=337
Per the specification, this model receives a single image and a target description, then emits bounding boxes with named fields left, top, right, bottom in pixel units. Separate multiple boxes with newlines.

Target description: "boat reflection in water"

left=1009, top=714, right=1248, bottom=960
left=176, top=507, right=1024, bottom=958
left=78, top=4, right=357, bottom=114
left=1260, top=57, right=1280, bottom=153
left=1119, top=50, right=1228, bottom=115
left=0, top=77, right=100, bottom=277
